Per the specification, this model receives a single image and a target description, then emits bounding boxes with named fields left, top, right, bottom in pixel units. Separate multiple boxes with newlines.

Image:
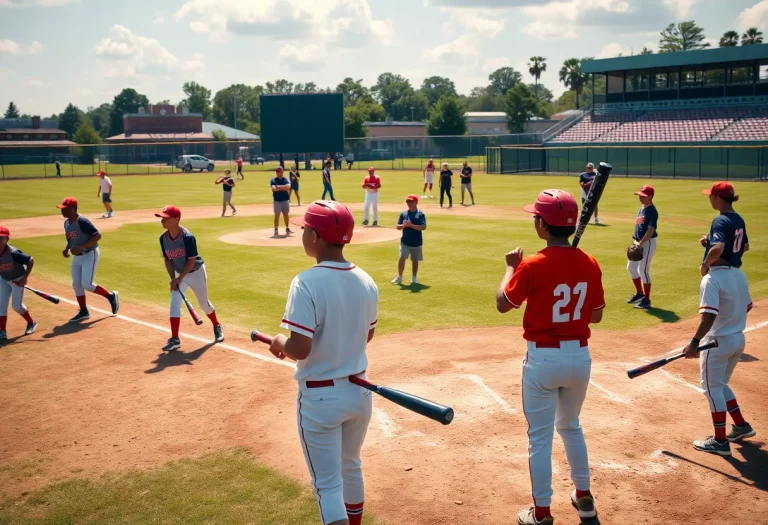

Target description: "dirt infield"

left=1, top=279, right=766, bottom=524
left=220, top=226, right=402, bottom=247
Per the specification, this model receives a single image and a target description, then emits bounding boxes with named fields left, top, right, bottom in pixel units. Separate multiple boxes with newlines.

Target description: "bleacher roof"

left=582, top=43, right=768, bottom=74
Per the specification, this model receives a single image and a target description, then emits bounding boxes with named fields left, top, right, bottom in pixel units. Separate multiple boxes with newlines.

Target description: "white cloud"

left=596, top=42, right=631, bottom=59
left=737, top=0, right=768, bottom=33
left=25, top=79, right=44, bottom=87
left=279, top=43, right=329, bottom=72
left=424, top=0, right=534, bottom=6
left=482, top=56, right=510, bottom=73
left=0, top=39, right=42, bottom=55
left=94, top=25, right=205, bottom=78
left=0, top=0, right=72, bottom=6
left=152, top=15, right=165, bottom=25
left=420, top=34, right=479, bottom=66
left=440, top=7, right=504, bottom=37
left=662, top=0, right=695, bottom=19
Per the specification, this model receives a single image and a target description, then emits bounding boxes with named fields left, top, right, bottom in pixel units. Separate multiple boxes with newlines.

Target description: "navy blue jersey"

left=705, top=211, right=748, bottom=268
left=221, top=176, right=234, bottom=192
left=461, top=166, right=472, bottom=184
left=398, top=209, right=427, bottom=247
left=0, top=245, right=32, bottom=282
left=579, top=171, right=596, bottom=185
left=160, top=228, right=204, bottom=274
left=270, top=177, right=290, bottom=201
left=64, top=216, right=99, bottom=252
left=633, top=204, right=659, bottom=241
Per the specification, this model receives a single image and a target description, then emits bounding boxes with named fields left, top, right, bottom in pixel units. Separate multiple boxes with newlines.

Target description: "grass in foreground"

left=0, top=449, right=385, bottom=525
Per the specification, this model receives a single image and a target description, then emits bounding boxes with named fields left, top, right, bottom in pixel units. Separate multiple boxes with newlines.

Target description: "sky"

left=0, top=0, right=767, bottom=116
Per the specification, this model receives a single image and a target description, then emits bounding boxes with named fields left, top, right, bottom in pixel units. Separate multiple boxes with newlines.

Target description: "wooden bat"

left=627, top=340, right=718, bottom=379
left=178, top=289, right=204, bottom=325
left=24, top=286, right=60, bottom=304
left=250, top=330, right=454, bottom=425
left=572, top=161, right=612, bottom=248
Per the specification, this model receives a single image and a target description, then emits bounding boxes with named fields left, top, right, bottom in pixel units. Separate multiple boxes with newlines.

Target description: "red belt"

left=533, top=339, right=588, bottom=349
left=305, top=371, right=365, bottom=389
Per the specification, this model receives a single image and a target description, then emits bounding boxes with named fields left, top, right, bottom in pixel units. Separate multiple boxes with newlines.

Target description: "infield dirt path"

left=1, top=279, right=766, bottom=524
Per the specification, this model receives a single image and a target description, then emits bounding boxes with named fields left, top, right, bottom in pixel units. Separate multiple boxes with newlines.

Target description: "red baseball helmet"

left=523, top=189, right=578, bottom=227
left=0, top=226, right=9, bottom=238
left=292, top=201, right=355, bottom=244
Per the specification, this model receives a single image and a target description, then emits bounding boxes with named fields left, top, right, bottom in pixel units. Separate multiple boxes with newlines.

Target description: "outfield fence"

left=486, top=144, right=768, bottom=180
left=0, top=133, right=542, bottom=179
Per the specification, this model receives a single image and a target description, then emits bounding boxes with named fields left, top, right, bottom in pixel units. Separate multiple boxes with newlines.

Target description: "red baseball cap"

left=155, top=205, right=182, bottom=219
left=276, top=166, right=284, bottom=173
left=634, top=185, right=654, bottom=198
left=523, top=189, right=578, bottom=227
left=406, top=194, right=419, bottom=203
left=0, top=226, right=9, bottom=238
left=703, top=181, right=735, bottom=199
left=291, top=200, right=354, bottom=244
left=368, top=166, right=375, bottom=173
left=96, top=171, right=105, bottom=177
left=56, top=197, right=78, bottom=208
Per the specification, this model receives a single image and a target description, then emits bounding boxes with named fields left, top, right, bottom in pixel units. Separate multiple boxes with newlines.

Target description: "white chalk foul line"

left=374, top=407, right=397, bottom=438
left=464, top=374, right=517, bottom=414
left=589, top=380, right=630, bottom=404
left=55, top=296, right=295, bottom=369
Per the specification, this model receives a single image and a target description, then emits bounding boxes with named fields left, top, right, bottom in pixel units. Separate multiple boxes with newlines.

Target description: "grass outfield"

left=0, top=156, right=486, bottom=180
left=4, top=170, right=768, bottom=334
left=0, top=449, right=385, bottom=525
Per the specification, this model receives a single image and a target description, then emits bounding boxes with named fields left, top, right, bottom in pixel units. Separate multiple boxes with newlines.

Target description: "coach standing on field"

left=271, top=167, right=292, bottom=236
left=460, top=161, right=475, bottom=205
left=579, top=163, right=599, bottom=224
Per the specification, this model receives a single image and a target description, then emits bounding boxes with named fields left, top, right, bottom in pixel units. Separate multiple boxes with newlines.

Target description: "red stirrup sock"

left=207, top=311, right=219, bottom=326
left=170, top=317, right=180, bottom=338
left=632, top=277, right=643, bottom=294
left=726, top=399, right=747, bottom=426
left=0, top=316, right=7, bottom=331
left=534, top=506, right=552, bottom=521
left=21, top=311, right=33, bottom=324
left=93, top=285, right=111, bottom=298
left=712, top=411, right=727, bottom=442
left=642, top=283, right=652, bottom=300
left=345, top=502, right=363, bottom=525
left=76, top=295, right=87, bottom=309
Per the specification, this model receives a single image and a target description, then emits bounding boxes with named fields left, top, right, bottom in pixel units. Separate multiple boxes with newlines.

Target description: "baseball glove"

left=627, top=244, right=644, bottom=261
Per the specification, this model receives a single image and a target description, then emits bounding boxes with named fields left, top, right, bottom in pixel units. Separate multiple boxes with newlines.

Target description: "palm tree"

left=559, top=58, right=587, bottom=110
left=640, top=47, right=653, bottom=55
left=528, top=56, right=547, bottom=98
left=741, top=27, right=764, bottom=45
left=719, top=31, right=740, bottom=47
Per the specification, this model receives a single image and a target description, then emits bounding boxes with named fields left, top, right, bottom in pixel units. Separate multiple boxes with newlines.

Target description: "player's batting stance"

left=57, top=197, right=119, bottom=322
left=683, top=182, right=755, bottom=456
left=0, top=226, right=37, bottom=340
left=497, top=190, right=605, bottom=525
left=265, top=200, right=378, bottom=525
left=155, top=206, right=224, bottom=351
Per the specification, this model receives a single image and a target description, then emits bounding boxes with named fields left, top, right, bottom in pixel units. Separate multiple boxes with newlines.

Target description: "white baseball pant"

left=627, top=237, right=657, bottom=284
left=0, top=279, right=27, bottom=316
left=700, top=332, right=746, bottom=413
left=363, top=193, right=379, bottom=222
left=170, top=264, right=215, bottom=317
left=297, top=378, right=372, bottom=524
left=522, top=341, right=592, bottom=508
left=71, top=248, right=100, bottom=295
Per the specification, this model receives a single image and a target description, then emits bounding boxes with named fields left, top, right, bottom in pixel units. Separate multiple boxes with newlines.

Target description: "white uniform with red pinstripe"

left=281, top=261, right=378, bottom=525
left=698, top=266, right=752, bottom=416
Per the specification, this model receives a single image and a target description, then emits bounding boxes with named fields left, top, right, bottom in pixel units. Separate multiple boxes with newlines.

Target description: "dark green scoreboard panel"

left=259, top=93, right=344, bottom=153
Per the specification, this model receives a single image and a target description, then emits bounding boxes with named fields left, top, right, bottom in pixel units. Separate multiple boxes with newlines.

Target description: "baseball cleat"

left=274, top=228, right=279, bottom=236
left=232, top=210, right=237, bottom=216
left=0, top=330, right=7, bottom=341
left=373, top=221, right=378, bottom=226
left=214, top=325, right=224, bottom=343
left=69, top=310, right=90, bottom=323
left=626, top=292, right=644, bottom=304
left=727, top=423, right=756, bottom=443
left=286, top=228, right=293, bottom=235
left=634, top=297, right=651, bottom=309
left=411, top=276, right=418, bottom=285
left=362, top=220, right=369, bottom=226
left=24, top=321, right=38, bottom=336
left=391, top=276, right=403, bottom=285
left=594, top=216, right=600, bottom=224
left=109, top=291, right=120, bottom=315
left=693, top=435, right=731, bottom=456
left=162, top=337, right=181, bottom=352
left=571, top=490, right=597, bottom=519
left=517, top=507, right=554, bottom=524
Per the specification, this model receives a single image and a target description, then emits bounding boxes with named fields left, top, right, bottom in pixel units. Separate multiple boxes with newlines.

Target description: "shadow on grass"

left=144, top=342, right=216, bottom=374
left=41, top=317, right=107, bottom=339
left=641, top=306, right=681, bottom=323
left=397, top=283, right=431, bottom=294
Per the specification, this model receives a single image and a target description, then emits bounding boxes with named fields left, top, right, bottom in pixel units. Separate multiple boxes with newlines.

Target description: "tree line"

left=2, top=22, right=763, bottom=142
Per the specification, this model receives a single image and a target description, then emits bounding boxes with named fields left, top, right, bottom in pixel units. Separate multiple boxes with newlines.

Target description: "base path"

left=220, top=226, right=402, bottom=247
left=1, top=279, right=766, bottom=525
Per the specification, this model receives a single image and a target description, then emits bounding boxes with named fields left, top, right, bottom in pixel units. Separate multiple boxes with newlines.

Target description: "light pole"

left=233, top=94, right=238, bottom=140
left=410, top=106, right=414, bottom=122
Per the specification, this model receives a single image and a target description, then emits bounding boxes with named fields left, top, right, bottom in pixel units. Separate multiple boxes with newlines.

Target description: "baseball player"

left=496, top=189, right=605, bottom=525
left=439, top=162, right=453, bottom=208
left=155, top=205, right=224, bottom=351
left=579, top=163, right=599, bottom=224
left=626, top=185, right=658, bottom=310
left=289, top=166, right=301, bottom=206
left=271, top=167, right=293, bottom=236
left=392, top=194, right=426, bottom=285
left=266, top=200, right=378, bottom=525
left=422, top=158, right=435, bottom=198
left=236, top=156, right=244, bottom=180
left=0, top=227, right=37, bottom=340
left=57, top=197, right=119, bottom=323
left=361, top=167, right=381, bottom=226
left=460, top=161, right=475, bottom=205
left=215, top=170, right=237, bottom=217
left=322, top=161, right=335, bottom=201
left=684, top=181, right=754, bottom=456
left=97, top=171, right=113, bottom=218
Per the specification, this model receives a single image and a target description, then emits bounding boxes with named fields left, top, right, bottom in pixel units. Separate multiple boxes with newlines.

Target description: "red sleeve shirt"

left=504, top=246, right=605, bottom=343
left=364, top=175, right=381, bottom=188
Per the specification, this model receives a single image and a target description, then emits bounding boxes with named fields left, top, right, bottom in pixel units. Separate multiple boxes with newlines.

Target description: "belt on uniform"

left=74, top=249, right=94, bottom=256
left=533, top=339, right=588, bottom=349
left=305, top=370, right=366, bottom=389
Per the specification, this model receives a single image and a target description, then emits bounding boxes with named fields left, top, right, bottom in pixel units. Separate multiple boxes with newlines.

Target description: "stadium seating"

left=549, top=113, right=635, bottom=142
left=714, top=109, right=768, bottom=141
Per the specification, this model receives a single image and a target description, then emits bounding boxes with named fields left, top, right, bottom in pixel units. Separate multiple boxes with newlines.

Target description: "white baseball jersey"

left=281, top=261, right=378, bottom=381
left=699, top=266, right=752, bottom=338
left=100, top=177, right=112, bottom=193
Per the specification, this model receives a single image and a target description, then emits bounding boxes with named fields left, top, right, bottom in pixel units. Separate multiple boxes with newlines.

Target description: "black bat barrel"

left=378, top=386, right=454, bottom=425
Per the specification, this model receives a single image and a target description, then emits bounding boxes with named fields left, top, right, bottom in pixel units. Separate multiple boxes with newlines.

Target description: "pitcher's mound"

left=219, top=227, right=401, bottom=247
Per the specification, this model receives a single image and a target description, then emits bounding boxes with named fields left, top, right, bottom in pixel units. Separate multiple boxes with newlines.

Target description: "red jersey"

left=236, top=158, right=243, bottom=166
left=504, top=246, right=605, bottom=343
left=426, top=161, right=434, bottom=171
left=363, top=175, right=381, bottom=189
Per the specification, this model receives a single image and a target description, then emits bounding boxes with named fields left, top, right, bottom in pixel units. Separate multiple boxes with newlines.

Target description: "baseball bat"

left=250, top=330, right=454, bottom=425
left=179, top=289, right=204, bottom=325
left=627, top=340, right=718, bottom=379
left=24, top=286, right=60, bottom=304
left=572, top=161, right=612, bottom=248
